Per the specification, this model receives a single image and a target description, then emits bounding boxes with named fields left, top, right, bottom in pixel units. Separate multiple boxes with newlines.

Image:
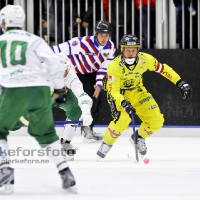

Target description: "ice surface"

left=1, top=128, right=200, bottom=200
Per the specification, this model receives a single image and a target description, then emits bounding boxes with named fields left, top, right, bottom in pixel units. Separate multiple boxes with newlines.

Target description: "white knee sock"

left=0, top=140, right=10, bottom=168
left=63, top=123, right=78, bottom=142
left=46, top=140, right=68, bottom=171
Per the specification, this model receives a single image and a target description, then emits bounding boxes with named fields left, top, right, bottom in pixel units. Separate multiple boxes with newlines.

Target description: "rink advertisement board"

left=53, top=49, right=200, bottom=126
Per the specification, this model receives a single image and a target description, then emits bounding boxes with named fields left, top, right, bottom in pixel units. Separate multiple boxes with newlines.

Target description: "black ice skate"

left=61, top=138, right=77, bottom=161
left=81, top=126, right=103, bottom=143
left=59, top=167, right=77, bottom=193
left=129, top=130, right=147, bottom=156
left=96, top=141, right=113, bottom=159
left=0, top=167, right=14, bottom=194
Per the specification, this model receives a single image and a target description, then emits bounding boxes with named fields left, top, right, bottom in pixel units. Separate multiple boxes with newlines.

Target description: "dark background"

left=53, top=49, right=200, bottom=126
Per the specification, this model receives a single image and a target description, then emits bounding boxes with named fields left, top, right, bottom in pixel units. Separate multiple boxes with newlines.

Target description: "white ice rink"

left=1, top=126, right=200, bottom=200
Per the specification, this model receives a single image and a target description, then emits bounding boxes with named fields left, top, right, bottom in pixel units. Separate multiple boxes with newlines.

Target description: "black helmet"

left=120, top=34, right=140, bottom=66
left=120, top=34, right=140, bottom=48
left=95, top=20, right=112, bottom=35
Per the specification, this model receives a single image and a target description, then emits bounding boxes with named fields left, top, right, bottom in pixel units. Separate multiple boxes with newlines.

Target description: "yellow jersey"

left=106, top=52, right=181, bottom=106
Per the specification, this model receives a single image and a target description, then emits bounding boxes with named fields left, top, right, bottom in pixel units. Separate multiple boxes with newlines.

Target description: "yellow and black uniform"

left=103, top=52, right=181, bottom=145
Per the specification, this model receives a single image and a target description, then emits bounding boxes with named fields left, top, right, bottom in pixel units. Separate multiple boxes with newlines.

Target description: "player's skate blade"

left=96, top=155, right=102, bottom=161
left=66, top=156, right=74, bottom=161
left=65, top=185, right=77, bottom=194
left=0, top=184, right=14, bottom=194
left=82, top=137, right=103, bottom=143
left=127, top=153, right=140, bottom=163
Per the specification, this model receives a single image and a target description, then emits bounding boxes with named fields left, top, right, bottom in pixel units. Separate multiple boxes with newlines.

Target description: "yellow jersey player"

left=97, top=34, right=192, bottom=159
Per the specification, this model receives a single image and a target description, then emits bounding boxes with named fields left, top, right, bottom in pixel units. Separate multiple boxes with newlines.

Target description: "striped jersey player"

left=52, top=22, right=115, bottom=91
left=51, top=21, right=116, bottom=144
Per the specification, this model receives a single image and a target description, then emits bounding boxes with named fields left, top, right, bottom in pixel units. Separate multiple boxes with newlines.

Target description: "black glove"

left=121, top=100, right=136, bottom=115
left=53, top=88, right=67, bottom=105
left=176, top=79, right=192, bottom=99
left=55, top=94, right=67, bottom=105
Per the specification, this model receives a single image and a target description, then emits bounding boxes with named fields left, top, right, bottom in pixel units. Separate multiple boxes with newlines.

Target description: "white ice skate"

left=96, top=141, right=113, bottom=160
left=61, top=138, right=77, bottom=161
left=81, top=126, right=103, bottom=143
left=0, top=167, right=14, bottom=194
left=129, top=131, right=147, bottom=156
left=59, top=167, right=77, bottom=194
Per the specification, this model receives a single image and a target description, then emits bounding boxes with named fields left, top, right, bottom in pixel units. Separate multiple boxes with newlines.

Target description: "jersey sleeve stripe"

left=51, top=45, right=60, bottom=54
left=68, top=55, right=76, bottom=67
left=80, top=38, right=99, bottom=71
left=75, top=55, right=87, bottom=73
left=57, top=45, right=61, bottom=53
left=102, top=67, right=107, bottom=69
left=67, top=41, right=71, bottom=54
left=107, top=58, right=114, bottom=61
left=88, top=54, right=100, bottom=70
left=155, top=62, right=164, bottom=73
left=80, top=54, right=93, bottom=72
left=51, top=46, right=55, bottom=53
left=93, top=60, right=100, bottom=70
left=86, top=36, right=104, bottom=63
left=85, top=36, right=98, bottom=55
left=96, top=71, right=106, bottom=76
left=80, top=40, right=90, bottom=53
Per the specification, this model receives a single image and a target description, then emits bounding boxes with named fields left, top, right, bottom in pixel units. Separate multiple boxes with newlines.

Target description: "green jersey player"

left=0, top=5, right=76, bottom=193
